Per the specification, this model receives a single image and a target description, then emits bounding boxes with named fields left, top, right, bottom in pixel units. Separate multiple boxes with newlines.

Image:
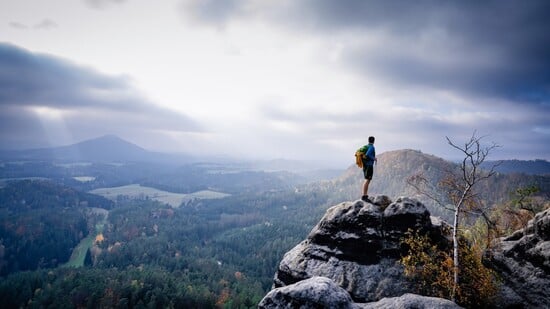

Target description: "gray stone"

left=370, top=194, right=392, bottom=210
left=263, top=196, right=550, bottom=308
left=484, top=208, right=550, bottom=308
left=260, top=277, right=462, bottom=309
left=273, top=196, right=452, bottom=302
left=258, top=276, right=358, bottom=309
left=358, top=293, right=462, bottom=309
left=383, top=197, right=432, bottom=239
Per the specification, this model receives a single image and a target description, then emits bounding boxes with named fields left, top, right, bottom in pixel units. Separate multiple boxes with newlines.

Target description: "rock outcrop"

left=258, top=276, right=461, bottom=309
left=484, top=208, right=550, bottom=308
left=261, top=196, right=456, bottom=307
left=258, top=276, right=356, bottom=309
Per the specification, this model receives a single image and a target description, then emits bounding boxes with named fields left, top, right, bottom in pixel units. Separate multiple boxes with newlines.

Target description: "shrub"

left=400, top=229, right=498, bottom=308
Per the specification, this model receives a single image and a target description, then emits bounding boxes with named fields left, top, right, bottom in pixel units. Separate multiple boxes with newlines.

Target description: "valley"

left=64, top=207, right=108, bottom=268
left=0, top=138, right=548, bottom=308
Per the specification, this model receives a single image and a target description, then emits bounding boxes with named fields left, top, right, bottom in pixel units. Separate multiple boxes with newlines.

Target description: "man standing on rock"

left=361, top=136, right=376, bottom=202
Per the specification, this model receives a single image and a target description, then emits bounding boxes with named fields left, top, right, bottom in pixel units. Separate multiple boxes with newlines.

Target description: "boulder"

left=258, top=276, right=357, bottom=309
left=273, top=196, right=451, bottom=302
left=259, top=276, right=462, bottom=309
left=484, top=208, right=550, bottom=308
left=359, top=293, right=462, bottom=309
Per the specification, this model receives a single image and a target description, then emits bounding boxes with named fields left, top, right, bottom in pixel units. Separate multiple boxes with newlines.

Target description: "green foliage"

left=0, top=179, right=113, bottom=212
left=0, top=267, right=220, bottom=308
left=0, top=176, right=334, bottom=308
left=0, top=161, right=305, bottom=194
left=400, top=230, right=498, bottom=308
left=510, top=185, right=545, bottom=215
left=466, top=185, right=549, bottom=250
left=0, top=180, right=112, bottom=275
left=7, top=156, right=544, bottom=308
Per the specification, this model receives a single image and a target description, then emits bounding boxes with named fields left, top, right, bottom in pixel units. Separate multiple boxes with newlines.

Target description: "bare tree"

left=408, top=131, right=500, bottom=301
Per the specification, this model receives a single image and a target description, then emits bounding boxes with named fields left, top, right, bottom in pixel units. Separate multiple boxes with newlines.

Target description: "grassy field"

left=89, top=184, right=230, bottom=207
left=64, top=236, right=93, bottom=268
left=64, top=208, right=109, bottom=268
left=73, top=176, right=96, bottom=182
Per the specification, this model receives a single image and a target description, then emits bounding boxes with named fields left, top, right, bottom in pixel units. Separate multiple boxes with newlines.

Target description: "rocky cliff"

left=259, top=196, right=461, bottom=308
left=260, top=195, right=550, bottom=308
left=484, top=208, right=550, bottom=308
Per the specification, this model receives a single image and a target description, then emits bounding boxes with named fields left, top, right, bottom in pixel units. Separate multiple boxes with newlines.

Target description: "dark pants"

left=363, top=165, right=373, bottom=180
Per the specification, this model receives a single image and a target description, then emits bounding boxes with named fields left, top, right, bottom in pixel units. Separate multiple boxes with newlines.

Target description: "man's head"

left=368, top=136, right=375, bottom=144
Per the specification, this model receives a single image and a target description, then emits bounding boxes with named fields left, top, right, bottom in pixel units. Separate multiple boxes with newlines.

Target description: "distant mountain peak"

left=90, top=134, right=125, bottom=142
left=48, top=135, right=148, bottom=162
left=72, top=135, right=146, bottom=151
left=0, top=135, right=194, bottom=164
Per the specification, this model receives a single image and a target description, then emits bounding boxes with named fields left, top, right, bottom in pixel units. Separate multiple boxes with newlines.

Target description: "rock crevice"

left=484, top=208, right=550, bottom=308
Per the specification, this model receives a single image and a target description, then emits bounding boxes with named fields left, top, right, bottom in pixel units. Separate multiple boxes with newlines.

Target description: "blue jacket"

left=363, top=144, right=376, bottom=166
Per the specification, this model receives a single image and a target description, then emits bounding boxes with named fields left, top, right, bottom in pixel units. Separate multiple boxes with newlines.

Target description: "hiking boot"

left=361, top=195, right=369, bottom=202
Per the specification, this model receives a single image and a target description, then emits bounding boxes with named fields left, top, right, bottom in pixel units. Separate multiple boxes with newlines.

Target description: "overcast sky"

left=1, top=0, right=549, bottom=167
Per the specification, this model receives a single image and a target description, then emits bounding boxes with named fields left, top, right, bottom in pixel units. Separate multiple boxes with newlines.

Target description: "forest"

left=0, top=153, right=549, bottom=308
left=0, top=175, right=338, bottom=308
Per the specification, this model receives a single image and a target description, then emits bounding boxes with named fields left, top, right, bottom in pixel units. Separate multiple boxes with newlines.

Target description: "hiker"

left=361, top=136, right=376, bottom=202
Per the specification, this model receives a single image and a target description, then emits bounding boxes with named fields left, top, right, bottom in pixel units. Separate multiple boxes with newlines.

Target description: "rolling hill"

left=331, top=149, right=550, bottom=220
left=0, top=135, right=193, bottom=163
left=481, top=159, right=550, bottom=175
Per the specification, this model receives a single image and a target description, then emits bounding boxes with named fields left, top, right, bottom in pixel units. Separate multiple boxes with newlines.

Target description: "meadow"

left=90, top=184, right=230, bottom=207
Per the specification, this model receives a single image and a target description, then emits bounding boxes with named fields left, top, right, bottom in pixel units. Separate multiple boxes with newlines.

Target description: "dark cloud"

left=307, top=1, right=550, bottom=104
left=0, top=43, right=200, bottom=150
left=0, top=43, right=132, bottom=108
left=133, top=0, right=550, bottom=161
left=182, top=0, right=550, bottom=105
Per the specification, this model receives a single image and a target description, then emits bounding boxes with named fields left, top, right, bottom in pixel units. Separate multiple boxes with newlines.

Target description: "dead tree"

left=408, top=131, right=500, bottom=301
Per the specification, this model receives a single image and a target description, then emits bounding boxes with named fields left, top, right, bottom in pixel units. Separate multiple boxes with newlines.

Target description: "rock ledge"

left=261, top=196, right=458, bottom=307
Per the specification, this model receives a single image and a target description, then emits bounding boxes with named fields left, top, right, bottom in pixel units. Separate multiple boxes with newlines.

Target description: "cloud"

left=181, top=0, right=550, bottom=105
left=84, top=0, right=127, bottom=10
left=8, top=19, right=58, bottom=30
left=0, top=43, right=201, bottom=150
left=178, top=0, right=550, bottom=162
left=179, top=0, right=245, bottom=29
left=256, top=93, right=549, bottom=162
left=8, top=22, right=28, bottom=30
left=2, top=2, right=547, bottom=164
left=33, top=19, right=58, bottom=30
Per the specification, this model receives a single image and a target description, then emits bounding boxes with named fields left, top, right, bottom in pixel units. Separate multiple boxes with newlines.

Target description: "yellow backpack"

left=355, top=150, right=364, bottom=168
left=355, top=145, right=369, bottom=168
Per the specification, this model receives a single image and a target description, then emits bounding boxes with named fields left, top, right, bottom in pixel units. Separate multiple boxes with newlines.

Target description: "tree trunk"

left=452, top=206, right=459, bottom=301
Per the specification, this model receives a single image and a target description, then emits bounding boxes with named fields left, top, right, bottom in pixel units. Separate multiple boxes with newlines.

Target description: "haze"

left=1, top=0, right=549, bottom=167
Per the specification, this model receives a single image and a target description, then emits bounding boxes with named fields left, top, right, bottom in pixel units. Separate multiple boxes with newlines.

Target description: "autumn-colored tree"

left=401, top=230, right=497, bottom=308
left=408, top=131, right=500, bottom=300
left=456, top=241, right=498, bottom=308
left=471, top=185, right=549, bottom=248
left=401, top=230, right=454, bottom=299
